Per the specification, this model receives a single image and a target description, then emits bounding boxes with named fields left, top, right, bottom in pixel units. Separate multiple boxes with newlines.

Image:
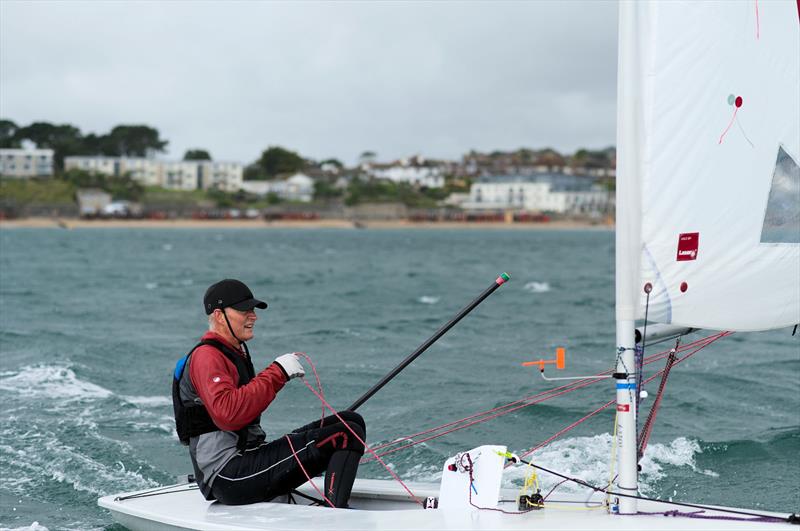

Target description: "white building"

left=76, top=189, right=112, bottom=216
left=121, top=158, right=162, bottom=187
left=464, top=175, right=608, bottom=214
left=239, top=180, right=275, bottom=197
left=369, top=157, right=445, bottom=188
left=200, top=162, right=243, bottom=192
left=65, top=156, right=118, bottom=176
left=63, top=156, right=243, bottom=191
left=0, top=148, right=55, bottom=178
left=161, top=161, right=200, bottom=191
left=283, top=173, right=314, bottom=202
left=239, top=173, right=314, bottom=202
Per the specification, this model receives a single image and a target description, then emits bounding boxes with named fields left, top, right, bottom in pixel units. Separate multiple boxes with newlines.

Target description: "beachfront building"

left=76, top=189, right=112, bottom=217
left=63, top=156, right=243, bottom=191
left=199, top=162, right=243, bottom=192
left=162, top=161, right=200, bottom=191
left=0, top=148, right=55, bottom=178
left=464, top=174, right=609, bottom=214
left=368, top=156, right=445, bottom=188
left=65, top=156, right=119, bottom=176
left=283, top=173, right=314, bottom=202
left=239, top=172, right=314, bottom=202
left=121, top=158, right=162, bottom=187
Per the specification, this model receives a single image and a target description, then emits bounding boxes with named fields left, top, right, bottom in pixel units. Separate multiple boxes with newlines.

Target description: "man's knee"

left=343, top=420, right=365, bottom=449
left=342, top=411, right=366, bottom=433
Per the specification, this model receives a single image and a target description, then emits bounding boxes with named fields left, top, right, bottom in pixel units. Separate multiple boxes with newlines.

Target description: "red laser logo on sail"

left=676, top=232, right=699, bottom=262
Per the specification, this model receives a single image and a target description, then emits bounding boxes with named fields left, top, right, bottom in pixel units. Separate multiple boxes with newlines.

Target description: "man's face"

left=219, top=308, right=257, bottom=342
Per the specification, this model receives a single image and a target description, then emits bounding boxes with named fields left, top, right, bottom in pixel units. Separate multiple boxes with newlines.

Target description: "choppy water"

left=0, top=228, right=797, bottom=530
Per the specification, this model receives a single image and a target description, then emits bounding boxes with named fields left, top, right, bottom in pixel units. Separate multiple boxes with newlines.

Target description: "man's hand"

left=274, top=353, right=305, bottom=380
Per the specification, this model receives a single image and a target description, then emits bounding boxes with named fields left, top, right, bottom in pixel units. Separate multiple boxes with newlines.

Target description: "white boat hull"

left=98, top=478, right=794, bottom=530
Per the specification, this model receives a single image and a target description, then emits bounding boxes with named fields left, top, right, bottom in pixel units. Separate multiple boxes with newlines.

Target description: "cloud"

left=0, top=0, right=617, bottom=164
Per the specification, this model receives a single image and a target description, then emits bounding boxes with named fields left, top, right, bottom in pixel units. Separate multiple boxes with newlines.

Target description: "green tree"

left=107, top=173, right=145, bottom=201
left=0, top=119, right=20, bottom=148
left=81, top=133, right=115, bottom=156
left=184, top=149, right=212, bottom=161
left=59, top=168, right=144, bottom=201
left=207, top=187, right=236, bottom=208
left=243, top=163, right=265, bottom=181
left=256, top=146, right=305, bottom=179
left=14, top=122, right=85, bottom=170
left=313, top=180, right=343, bottom=201
left=105, top=125, right=168, bottom=157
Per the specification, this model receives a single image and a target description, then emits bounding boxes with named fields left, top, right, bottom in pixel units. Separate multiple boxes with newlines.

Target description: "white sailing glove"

left=274, top=353, right=305, bottom=380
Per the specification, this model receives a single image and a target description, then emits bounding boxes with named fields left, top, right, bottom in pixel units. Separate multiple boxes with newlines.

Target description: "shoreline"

left=0, top=217, right=613, bottom=230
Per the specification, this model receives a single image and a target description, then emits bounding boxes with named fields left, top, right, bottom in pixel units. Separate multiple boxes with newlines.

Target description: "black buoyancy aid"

left=172, top=338, right=261, bottom=451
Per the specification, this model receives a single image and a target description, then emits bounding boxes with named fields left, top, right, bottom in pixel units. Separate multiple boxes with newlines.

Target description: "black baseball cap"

left=204, top=279, right=268, bottom=315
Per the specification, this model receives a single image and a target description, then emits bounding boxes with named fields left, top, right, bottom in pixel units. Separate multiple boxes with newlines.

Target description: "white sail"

left=617, top=1, right=800, bottom=332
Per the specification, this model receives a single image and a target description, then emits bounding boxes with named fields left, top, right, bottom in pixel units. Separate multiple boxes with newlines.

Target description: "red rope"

left=363, top=332, right=730, bottom=462
left=296, top=353, right=424, bottom=507
left=285, top=434, right=335, bottom=508
left=516, top=331, right=729, bottom=461
left=638, top=349, right=677, bottom=458
left=295, top=351, right=327, bottom=427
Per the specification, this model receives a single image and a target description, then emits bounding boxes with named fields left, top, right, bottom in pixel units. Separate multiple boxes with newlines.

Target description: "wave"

left=523, top=281, right=551, bottom=293
left=0, top=431, right=159, bottom=499
left=0, top=365, right=112, bottom=402
left=0, top=523, right=50, bottom=531
left=418, top=295, right=440, bottom=305
left=369, top=434, right=709, bottom=497
left=121, top=395, right=171, bottom=407
left=504, top=434, right=708, bottom=495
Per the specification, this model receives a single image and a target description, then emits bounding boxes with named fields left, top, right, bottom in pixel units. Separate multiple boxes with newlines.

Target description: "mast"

left=614, top=0, right=646, bottom=515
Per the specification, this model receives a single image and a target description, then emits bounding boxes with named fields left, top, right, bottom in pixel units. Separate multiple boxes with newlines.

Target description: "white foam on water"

left=127, top=416, right=175, bottom=435
left=418, top=295, right=440, bottom=304
left=0, top=523, right=49, bottom=531
left=523, top=281, right=551, bottom=293
left=401, top=462, right=442, bottom=483
left=122, top=395, right=171, bottom=407
left=0, top=365, right=111, bottom=402
left=640, top=437, right=718, bottom=479
left=0, top=432, right=159, bottom=497
left=503, top=434, right=710, bottom=495
left=145, top=282, right=158, bottom=290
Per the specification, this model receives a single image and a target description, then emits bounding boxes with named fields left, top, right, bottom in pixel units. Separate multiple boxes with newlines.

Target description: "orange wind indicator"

left=522, top=347, right=566, bottom=372
left=523, top=348, right=611, bottom=382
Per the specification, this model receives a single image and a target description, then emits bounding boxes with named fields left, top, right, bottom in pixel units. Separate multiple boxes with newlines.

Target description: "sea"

left=0, top=227, right=797, bottom=530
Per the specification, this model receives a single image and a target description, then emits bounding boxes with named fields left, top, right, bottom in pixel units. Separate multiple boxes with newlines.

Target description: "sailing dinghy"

left=99, top=1, right=800, bottom=529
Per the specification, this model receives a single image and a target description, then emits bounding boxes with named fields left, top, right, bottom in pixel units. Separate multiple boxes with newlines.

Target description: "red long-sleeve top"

left=189, top=331, right=287, bottom=431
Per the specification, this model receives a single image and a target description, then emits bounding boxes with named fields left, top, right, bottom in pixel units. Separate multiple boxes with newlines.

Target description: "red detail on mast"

left=676, top=232, right=700, bottom=261
left=617, top=404, right=630, bottom=412
left=680, top=282, right=689, bottom=293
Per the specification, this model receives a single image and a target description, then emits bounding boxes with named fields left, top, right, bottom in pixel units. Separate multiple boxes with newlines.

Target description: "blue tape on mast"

left=616, top=382, right=637, bottom=390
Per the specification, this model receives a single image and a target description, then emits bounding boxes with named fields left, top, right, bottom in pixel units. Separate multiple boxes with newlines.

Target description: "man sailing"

left=172, top=278, right=365, bottom=506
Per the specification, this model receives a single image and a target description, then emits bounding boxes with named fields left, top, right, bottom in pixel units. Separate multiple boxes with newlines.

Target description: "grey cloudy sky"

left=1, top=1, right=618, bottom=165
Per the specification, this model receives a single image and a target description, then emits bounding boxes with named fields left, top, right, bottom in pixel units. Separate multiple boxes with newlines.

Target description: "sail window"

left=760, top=145, right=800, bottom=244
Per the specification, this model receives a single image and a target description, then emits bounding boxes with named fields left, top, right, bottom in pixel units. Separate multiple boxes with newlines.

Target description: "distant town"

left=0, top=120, right=615, bottom=225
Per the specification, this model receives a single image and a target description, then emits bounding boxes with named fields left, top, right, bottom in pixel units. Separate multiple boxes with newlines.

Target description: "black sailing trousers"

left=211, top=411, right=366, bottom=507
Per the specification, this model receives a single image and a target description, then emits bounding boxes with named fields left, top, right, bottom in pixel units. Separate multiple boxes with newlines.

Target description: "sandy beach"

left=0, top=217, right=613, bottom=230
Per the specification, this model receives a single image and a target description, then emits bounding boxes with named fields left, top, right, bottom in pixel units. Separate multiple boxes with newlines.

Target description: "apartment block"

left=63, top=156, right=243, bottom=191
left=0, top=148, right=55, bottom=177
